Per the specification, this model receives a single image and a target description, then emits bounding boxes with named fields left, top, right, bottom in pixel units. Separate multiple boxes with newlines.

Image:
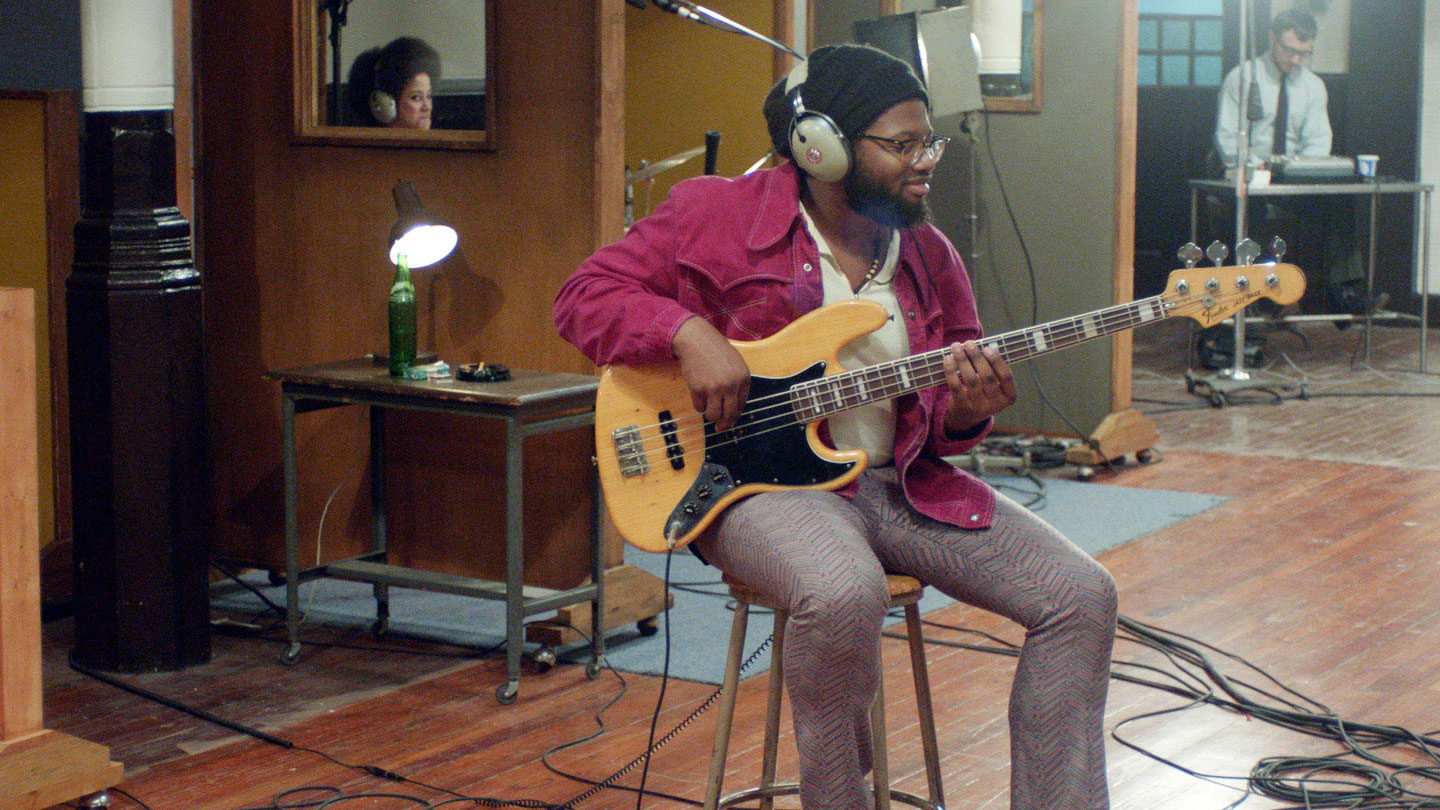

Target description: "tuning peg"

left=1177, top=242, right=1203, bottom=269
left=1237, top=238, right=1261, bottom=267
left=1270, top=235, right=1287, bottom=263
left=1206, top=240, right=1229, bottom=267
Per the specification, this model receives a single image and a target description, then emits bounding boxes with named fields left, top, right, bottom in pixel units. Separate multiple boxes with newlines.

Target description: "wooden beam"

left=1, top=287, right=41, bottom=742
left=1111, top=0, right=1139, bottom=413
left=0, top=287, right=122, bottom=809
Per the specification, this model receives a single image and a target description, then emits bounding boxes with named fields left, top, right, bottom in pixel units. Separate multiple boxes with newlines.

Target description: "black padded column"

left=67, top=110, right=210, bottom=672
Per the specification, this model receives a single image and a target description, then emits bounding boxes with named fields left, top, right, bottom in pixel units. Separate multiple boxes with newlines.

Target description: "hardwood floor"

left=37, top=317, right=1440, bottom=810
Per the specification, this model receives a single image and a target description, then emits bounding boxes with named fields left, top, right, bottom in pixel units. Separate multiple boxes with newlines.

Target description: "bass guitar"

left=594, top=263, right=1304, bottom=552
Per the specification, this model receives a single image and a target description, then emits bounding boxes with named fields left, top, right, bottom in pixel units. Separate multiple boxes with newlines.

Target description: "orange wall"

left=0, top=98, right=54, bottom=552
left=625, top=0, right=782, bottom=210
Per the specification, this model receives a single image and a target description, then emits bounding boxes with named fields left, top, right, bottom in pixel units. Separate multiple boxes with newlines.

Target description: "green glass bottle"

left=387, top=253, right=417, bottom=376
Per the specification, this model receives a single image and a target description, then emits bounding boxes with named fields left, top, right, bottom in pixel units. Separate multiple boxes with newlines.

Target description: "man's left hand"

left=942, top=341, right=1017, bottom=436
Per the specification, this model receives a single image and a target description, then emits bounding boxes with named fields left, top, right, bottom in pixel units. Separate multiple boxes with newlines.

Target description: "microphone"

left=704, top=131, right=721, bottom=175
left=1246, top=78, right=1263, bottom=122
left=650, top=0, right=700, bottom=20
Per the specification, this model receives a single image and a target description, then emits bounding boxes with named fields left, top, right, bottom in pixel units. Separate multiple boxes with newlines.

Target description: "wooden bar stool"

left=703, top=574, right=945, bottom=810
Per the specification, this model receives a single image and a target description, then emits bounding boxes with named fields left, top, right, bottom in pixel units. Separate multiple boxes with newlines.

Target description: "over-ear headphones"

left=369, top=89, right=397, bottom=124
left=786, top=60, right=850, bottom=182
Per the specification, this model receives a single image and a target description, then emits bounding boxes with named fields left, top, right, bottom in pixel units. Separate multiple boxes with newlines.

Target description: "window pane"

left=1194, top=19, right=1223, bottom=51
left=1194, top=54, right=1223, bottom=85
left=1162, top=19, right=1191, bottom=50
left=1161, top=54, right=1191, bottom=86
left=1140, top=18, right=1160, bottom=50
left=1140, top=0, right=1222, bottom=12
left=1139, top=54, right=1159, bottom=86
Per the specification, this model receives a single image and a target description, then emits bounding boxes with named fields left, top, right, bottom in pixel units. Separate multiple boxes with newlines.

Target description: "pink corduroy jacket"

left=554, top=162, right=998, bottom=530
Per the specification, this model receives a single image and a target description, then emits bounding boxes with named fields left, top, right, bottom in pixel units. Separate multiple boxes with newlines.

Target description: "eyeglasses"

left=1275, top=39, right=1312, bottom=59
left=859, top=133, right=951, bottom=166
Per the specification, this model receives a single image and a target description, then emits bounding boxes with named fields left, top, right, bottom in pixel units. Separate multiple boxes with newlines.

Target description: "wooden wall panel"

left=0, top=91, right=79, bottom=603
left=198, top=3, right=622, bottom=587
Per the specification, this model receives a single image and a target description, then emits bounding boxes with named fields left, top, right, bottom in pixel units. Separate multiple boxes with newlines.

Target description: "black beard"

left=844, top=168, right=930, bottom=228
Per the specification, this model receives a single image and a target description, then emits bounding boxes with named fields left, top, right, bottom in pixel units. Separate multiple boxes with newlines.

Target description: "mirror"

left=941, top=0, right=1042, bottom=113
left=293, top=0, right=496, bottom=149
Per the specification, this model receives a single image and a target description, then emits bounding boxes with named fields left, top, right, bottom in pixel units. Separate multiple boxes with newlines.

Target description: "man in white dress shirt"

left=1215, top=8, right=1331, bottom=168
left=1208, top=9, right=1374, bottom=324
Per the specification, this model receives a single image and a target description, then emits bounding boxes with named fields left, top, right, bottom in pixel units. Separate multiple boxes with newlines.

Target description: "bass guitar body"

left=594, top=300, right=887, bottom=552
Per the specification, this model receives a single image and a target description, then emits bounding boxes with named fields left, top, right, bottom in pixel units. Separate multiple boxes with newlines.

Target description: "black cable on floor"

left=68, top=653, right=295, bottom=750
left=1141, top=387, right=1440, bottom=415
left=910, top=612, right=1440, bottom=808
left=93, top=568, right=1440, bottom=810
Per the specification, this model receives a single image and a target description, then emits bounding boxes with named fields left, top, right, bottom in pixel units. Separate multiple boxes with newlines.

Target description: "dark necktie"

left=1272, top=77, right=1289, bottom=157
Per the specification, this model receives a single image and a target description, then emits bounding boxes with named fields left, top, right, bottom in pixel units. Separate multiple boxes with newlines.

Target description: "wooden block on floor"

left=0, top=730, right=123, bottom=810
left=526, top=564, right=672, bottom=646
left=1065, top=408, right=1161, bottom=465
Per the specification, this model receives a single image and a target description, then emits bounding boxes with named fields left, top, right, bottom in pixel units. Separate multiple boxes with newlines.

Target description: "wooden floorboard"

left=36, top=318, right=1440, bottom=810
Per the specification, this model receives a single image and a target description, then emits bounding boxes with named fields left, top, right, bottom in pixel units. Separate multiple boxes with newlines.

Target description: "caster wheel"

left=1076, top=465, right=1096, bottom=481
left=496, top=682, right=518, bottom=705
left=586, top=660, right=602, bottom=679
left=531, top=647, right=556, bottom=673
left=281, top=643, right=301, bottom=665
left=370, top=618, right=389, bottom=638
left=1136, top=448, right=1162, bottom=465
left=637, top=617, right=659, bottom=636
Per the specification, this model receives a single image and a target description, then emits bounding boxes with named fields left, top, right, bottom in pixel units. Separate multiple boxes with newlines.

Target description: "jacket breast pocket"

left=677, top=259, right=794, bottom=341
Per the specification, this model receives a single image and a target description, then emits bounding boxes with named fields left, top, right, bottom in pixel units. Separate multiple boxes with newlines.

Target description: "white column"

left=81, top=0, right=173, bottom=111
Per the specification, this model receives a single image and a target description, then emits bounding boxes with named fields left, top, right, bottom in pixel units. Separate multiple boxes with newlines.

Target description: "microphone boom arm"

left=650, top=0, right=803, bottom=59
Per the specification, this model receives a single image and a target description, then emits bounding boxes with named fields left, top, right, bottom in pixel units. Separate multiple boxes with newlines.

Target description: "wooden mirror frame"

left=291, top=0, right=497, bottom=150
left=979, top=0, right=1043, bottom=114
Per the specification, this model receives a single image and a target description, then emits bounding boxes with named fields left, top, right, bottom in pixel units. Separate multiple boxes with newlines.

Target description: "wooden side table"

left=267, top=360, right=607, bottom=704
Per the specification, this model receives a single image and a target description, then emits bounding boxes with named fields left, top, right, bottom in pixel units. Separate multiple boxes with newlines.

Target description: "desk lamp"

left=385, top=180, right=457, bottom=375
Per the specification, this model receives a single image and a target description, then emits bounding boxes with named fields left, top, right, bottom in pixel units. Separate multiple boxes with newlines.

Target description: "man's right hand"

left=671, top=317, right=750, bottom=432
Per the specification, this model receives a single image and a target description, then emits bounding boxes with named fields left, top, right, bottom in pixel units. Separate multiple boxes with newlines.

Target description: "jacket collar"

left=747, top=162, right=806, bottom=252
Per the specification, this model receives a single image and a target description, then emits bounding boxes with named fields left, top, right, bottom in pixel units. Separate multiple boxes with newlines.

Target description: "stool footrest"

left=718, top=783, right=943, bottom=810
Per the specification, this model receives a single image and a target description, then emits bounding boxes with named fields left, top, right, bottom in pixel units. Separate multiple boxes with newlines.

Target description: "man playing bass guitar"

left=554, top=44, right=1117, bottom=810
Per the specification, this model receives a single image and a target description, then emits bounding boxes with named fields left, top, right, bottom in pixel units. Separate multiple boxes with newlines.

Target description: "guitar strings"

left=622, top=293, right=1183, bottom=457
left=617, top=286, right=1247, bottom=460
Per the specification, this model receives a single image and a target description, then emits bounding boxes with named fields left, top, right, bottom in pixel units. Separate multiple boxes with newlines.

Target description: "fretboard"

left=787, top=295, right=1172, bottom=421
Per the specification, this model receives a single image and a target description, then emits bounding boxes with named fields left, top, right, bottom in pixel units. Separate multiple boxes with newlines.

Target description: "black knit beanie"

left=763, top=44, right=930, bottom=162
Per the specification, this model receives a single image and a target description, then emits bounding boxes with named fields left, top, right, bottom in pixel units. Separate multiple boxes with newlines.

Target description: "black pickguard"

left=664, top=363, right=856, bottom=539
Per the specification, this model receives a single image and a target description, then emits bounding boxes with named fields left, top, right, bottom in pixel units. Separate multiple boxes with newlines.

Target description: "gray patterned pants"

left=694, top=468, right=1116, bottom=810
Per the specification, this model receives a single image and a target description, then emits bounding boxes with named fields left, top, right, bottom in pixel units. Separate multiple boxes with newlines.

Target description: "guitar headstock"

left=1162, top=263, right=1305, bottom=328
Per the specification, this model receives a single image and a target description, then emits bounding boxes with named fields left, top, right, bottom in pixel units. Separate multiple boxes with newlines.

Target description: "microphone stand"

left=1189, top=0, right=1290, bottom=405
left=322, top=0, right=352, bottom=127
left=1226, top=0, right=1255, bottom=383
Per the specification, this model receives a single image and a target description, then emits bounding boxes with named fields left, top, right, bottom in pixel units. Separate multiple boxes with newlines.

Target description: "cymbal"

left=626, top=145, right=706, bottom=185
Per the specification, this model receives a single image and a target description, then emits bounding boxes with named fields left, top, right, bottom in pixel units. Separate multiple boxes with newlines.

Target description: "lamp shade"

left=388, top=180, right=458, bottom=268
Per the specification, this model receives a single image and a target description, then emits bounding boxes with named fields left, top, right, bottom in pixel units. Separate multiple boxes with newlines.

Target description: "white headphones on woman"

left=786, top=60, right=851, bottom=183
left=369, top=89, right=397, bottom=124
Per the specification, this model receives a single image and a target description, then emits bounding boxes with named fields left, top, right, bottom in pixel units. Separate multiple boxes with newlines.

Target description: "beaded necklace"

left=855, top=228, right=892, bottom=292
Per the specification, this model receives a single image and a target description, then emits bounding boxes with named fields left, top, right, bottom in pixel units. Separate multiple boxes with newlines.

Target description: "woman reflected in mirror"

left=347, top=36, right=441, bottom=130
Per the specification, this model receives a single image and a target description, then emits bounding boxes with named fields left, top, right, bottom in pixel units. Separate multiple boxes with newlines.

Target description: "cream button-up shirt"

left=801, top=205, right=907, bottom=466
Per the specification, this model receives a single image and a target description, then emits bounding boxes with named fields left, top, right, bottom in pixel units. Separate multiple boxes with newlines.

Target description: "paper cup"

left=1356, top=154, right=1379, bottom=178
